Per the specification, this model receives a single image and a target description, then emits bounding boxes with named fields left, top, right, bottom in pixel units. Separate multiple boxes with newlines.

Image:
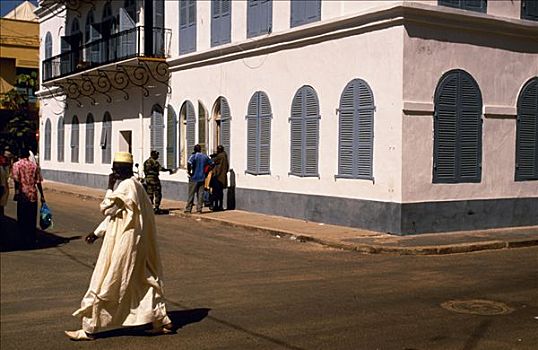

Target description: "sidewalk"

left=43, top=180, right=538, bottom=255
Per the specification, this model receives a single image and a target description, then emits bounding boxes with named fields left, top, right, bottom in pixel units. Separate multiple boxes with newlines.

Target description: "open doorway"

left=119, top=130, right=132, bottom=154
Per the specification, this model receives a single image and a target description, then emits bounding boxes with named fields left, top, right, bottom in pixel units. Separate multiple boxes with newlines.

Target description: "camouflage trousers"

left=145, top=176, right=162, bottom=209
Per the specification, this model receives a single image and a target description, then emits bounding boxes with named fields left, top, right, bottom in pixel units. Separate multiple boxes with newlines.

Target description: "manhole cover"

left=441, top=299, right=514, bottom=315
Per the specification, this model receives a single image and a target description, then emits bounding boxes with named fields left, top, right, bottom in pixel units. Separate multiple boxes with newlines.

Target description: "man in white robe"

left=65, top=152, right=172, bottom=340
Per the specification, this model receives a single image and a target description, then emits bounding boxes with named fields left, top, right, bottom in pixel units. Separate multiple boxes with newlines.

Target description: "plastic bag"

left=40, top=203, right=53, bottom=230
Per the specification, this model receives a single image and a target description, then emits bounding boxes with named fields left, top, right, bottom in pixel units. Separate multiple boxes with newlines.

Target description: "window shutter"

left=246, top=94, right=258, bottom=173
left=119, top=8, right=136, bottom=58
left=211, top=0, right=221, bottom=46
left=220, top=97, right=232, bottom=160
left=57, top=117, right=64, bottom=162
left=260, top=0, right=272, bottom=35
left=186, top=102, right=196, bottom=154
left=153, top=0, right=165, bottom=56
left=101, top=114, right=112, bottom=164
left=259, top=92, right=272, bottom=174
left=167, top=107, right=178, bottom=169
left=338, top=83, right=355, bottom=177
left=458, top=74, right=482, bottom=181
left=179, top=0, right=196, bottom=54
left=304, top=87, right=320, bottom=176
left=305, top=0, right=321, bottom=23
left=356, top=81, right=374, bottom=178
left=247, top=0, right=258, bottom=38
left=44, top=119, right=51, bottom=161
left=86, top=114, right=94, bottom=164
left=290, top=88, right=303, bottom=176
left=151, top=106, right=165, bottom=158
left=248, top=0, right=271, bottom=38
left=516, top=78, right=538, bottom=180
left=71, top=116, right=79, bottom=163
left=291, top=0, right=320, bottom=27
left=522, top=0, right=538, bottom=21
left=221, top=0, right=231, bottom=44
left=434, top=74, right=458, bottom=182
left=290, top=0, right=304, bottom=27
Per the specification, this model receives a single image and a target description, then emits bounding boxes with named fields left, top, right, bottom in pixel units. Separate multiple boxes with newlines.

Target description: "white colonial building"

left=37, top=0, right=538, bottom=234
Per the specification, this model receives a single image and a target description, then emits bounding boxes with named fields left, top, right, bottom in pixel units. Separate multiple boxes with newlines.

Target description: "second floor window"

left=438, top=0, right=487, bottom=13
left=179, top=0, right=197, bottom=54
left=290, top=0, right=321, bottom=28
left=247, top=0, right=272, bottom=38
left=522, top=0, right=538, bottom=21
left=211, top=0, right=231, bottom=46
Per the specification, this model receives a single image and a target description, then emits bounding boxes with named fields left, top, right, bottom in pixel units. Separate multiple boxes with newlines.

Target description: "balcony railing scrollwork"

left=43, top=26, right=171, bottom=82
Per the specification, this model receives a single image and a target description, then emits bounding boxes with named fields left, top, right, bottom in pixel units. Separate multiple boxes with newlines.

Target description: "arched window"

left=211, top=0, right=231, bottom=46
left=216, top=96, right=232, bottom=161
left=247, top=0, right=272, bottom=38
left=246, top=91, right=272, bottom=175
left=150, top=104, right=165, bottom=158
left=337, top=79, right=375, bottom=179
left=101, top=112, right=112, bottom=164
left=71, top=115, right=80, bottom=163
left=290, top=85, right=320, bottom=177
left=290, top=0, right=321, bottom=28
left=167, top=106, right=178, bottom=169
left=57, top=117, right=65, bottom=162
left=44, top=119, right=51, bottom=161
left=44, top=32, right=53, bottom=80
left=198, top=102, right=208, bottom=153
left=179, top=101, right=196, bottom=168
left=515, top=77, right=538, bottom=181
left=86, top=113, right=94, bottom=164
left=433, top=69, right=483, bottom=183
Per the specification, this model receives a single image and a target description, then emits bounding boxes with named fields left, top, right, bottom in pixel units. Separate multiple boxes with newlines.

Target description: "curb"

left=46, top=186, right=538, bottom=256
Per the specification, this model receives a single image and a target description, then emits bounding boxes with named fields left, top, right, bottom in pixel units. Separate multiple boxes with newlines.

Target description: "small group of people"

left=0, top=146, right=46, bottom=247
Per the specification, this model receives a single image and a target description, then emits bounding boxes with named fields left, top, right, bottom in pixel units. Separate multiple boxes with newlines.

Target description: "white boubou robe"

left=73, top=176, right=171, bottom=333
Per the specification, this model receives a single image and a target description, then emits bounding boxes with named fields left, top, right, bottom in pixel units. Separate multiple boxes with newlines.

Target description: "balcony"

left=42, top=26, right=171, bottom=83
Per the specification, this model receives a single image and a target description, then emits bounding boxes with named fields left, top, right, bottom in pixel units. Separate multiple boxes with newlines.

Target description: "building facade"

left=37, top=0, right=538, bottom=234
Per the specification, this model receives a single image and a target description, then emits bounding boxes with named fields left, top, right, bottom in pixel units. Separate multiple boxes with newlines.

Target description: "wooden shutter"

left=338, top=82, right=355, bottom=177
left=291, top=0, right=320, bottom=27
left=151, top=106, right=165, bottom=157
left=259, top=92, right=272, bottom=174
left=516, top=78, right=538, bottom=181
left=101, top=113, right=112, bottom=164
left=186, top=101, right=196, bottom=155
left=44, top=119, right=51, bottom=161
left=57, top=117, right=64, bottom=162
left=119, top=8, right=136, bottom=58
left=304, top=86, right=320, bottom=176
left=211, top=0, right=231, bottom=46
left=71, top=116, right=80, bottom=163
left=522, top=0, right=538, bottom=21
left=167, top=107, right=177, bottom=169
left=220, top=97, right=232, bottom=160
left=179, top=0, right=196, bottom=54
left=290, top=88, right=304, bottom=175
left=86, top=114, right=94, bottom=164
left=247, top=0, right=272, bottom=38
left=246, top=94, right=258, bottom=173
left=153, top=0, right=165, bottom=56
left=434, top=70, right=482, bottom=183
left=356, top=80, right=374, bottom=178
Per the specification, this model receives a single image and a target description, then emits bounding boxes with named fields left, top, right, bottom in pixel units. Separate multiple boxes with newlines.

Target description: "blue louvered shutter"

left=44, top=33, right=53, bottom=80
left=211, top=0, right=231, bottom=46
left=186, top=102, right=196, bottom=154
left=290, top=89, right=303, bottom=175
left=57, top=117, right=64, bottom=162
left=438, top=0, right=487, bottom=13
left=220, top=97, right=232, bottom=160
left=291, top=0, right=321, bottom=27
left=167, top=107, right=178, bottom=169
left=44, top=119, right=51, bottom=160
left=119, top=7, right=136, bottom=58
left=86, top=114, right=94, bottom=163
left=246, top=95, right=258, bottom=173
left=304, top=87, right=320, bottom=176
left=60, top=37, right=70, bottom=75
left=151, top=106, right=165, bottom=158
left=247, top=0, right=272, bottom=38
left=522, top=0, right=538, bottom=21
left=71, top=116, right=79, bottom=163
left=516, top=78, right=538, bottom=181
left=153, top=0, right=165, bottom=56
left=434, top=70, right=482, bottom=183
left=179, top=0, right=197, bottom=54
left=338, top=83, right=355, bottom=177
left=356, top=81, right=374, bottom=178
left=259, top=92, right=272, bottom=174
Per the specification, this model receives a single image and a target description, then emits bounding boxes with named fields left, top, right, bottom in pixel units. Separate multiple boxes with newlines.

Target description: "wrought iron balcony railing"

left=42, top=26, right=171, bottom=82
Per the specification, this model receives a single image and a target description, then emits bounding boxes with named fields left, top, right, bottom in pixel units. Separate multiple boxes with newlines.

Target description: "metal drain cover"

left=441, top=299, right=514, bottom=315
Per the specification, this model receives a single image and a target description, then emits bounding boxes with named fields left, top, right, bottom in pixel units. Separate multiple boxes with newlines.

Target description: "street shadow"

left=90, top=308, right=210, bottom=340
left=0, top=216, right=80, bottom=252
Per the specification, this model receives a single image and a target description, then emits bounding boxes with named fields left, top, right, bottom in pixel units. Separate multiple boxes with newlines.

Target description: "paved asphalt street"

left=1, top=191, right=537, bottom=350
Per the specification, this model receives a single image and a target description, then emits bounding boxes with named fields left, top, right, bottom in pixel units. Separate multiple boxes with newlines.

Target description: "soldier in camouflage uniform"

left=143, top=151, right=172, bottom=213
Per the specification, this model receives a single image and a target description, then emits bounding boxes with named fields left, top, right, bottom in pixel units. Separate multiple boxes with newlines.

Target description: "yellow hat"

left=113, top=152, right=133, bottom=163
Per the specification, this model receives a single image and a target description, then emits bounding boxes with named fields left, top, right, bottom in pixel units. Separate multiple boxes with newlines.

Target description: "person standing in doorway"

left=210, top=145, right=229, bottom=211
left=143, top=150, right=172, bottom=214
left=65, top=152, right=172, bottom=341
left=184, top=144, right=211, bottom=214
left=11, top=148, right=45, bottom=246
